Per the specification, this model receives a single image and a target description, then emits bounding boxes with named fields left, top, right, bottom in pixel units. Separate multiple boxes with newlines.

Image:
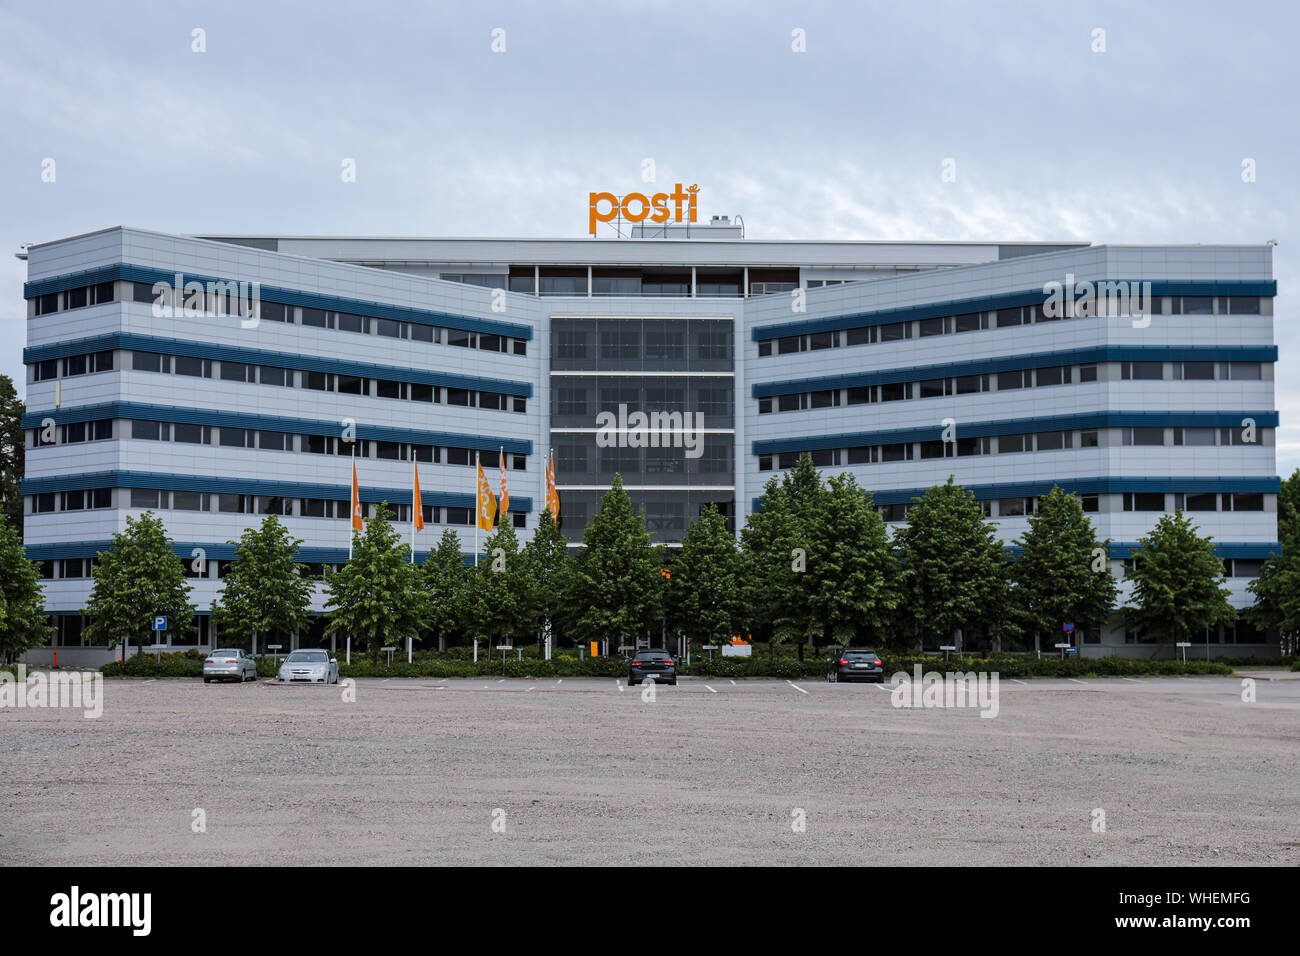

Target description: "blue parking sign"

left=152, top=616, right=167, bottom=631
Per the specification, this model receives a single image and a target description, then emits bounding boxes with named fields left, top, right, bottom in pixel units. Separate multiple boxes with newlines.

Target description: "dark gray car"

left=827, top=648, right=884, bottom=683
left=628, top=649, right=677, bottom=686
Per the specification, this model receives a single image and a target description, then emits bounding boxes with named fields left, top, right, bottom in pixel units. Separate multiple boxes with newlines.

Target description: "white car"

left=277, top=649, right=340, bottom=684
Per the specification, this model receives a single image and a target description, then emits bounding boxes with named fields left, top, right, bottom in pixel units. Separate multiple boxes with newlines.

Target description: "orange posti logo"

left=589, top=183, right=699, bottom=234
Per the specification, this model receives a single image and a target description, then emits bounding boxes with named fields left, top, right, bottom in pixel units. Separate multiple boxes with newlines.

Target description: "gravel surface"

left=3, top=673, right=1298, bottom=866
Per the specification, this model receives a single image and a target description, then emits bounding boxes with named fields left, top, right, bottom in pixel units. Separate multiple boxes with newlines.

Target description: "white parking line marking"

left=1010, top=679, right=1027, bottom=685
left=556, top=680, right=562, bottom=685
left=705, top=685, right=717, bottom=693
left=729, top=679, right=736, bottom=685
left=1122, top=677, right=1141, bottom=683
left=527, top=686, right=536, bottom=692
left=872, top=682, right=891, bottom=690
left=1067, top=678, right=1087, bottom=685
left=616, top=680, right=624, bottom=692
left=497, top=679, right=506, bottom=683
left=786, top=680, right=809, bottom=695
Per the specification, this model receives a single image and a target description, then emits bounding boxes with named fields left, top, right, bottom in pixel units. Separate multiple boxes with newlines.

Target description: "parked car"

left=203, top=648, right=258, bottom=683
left=628, top=649, right=677, bottom=686
left=277, top=649, right=340, bottom=684
left=827, top=648, right=884, bottom=683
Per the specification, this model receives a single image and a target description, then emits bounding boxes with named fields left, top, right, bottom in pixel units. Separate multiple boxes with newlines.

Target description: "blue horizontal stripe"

left=19, top=470, right=533, bottom=511
left=751, top=279, right=1277, bottom=341
left=23, top=262, right=533, bottom=340
left=23, top=332, right=533, bottom=397
left=21, top=402, right=534, bottom=455
left=751, top=345, right=1278, bottom=397
left=751, top=410, right=1278, bottom=455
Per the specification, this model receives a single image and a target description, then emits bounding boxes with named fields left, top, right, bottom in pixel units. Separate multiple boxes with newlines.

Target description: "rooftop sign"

left=589, top=183, right=699, bottom=234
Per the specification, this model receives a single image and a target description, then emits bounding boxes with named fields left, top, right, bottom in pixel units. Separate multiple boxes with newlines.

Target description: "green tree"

left=423, top=527, right=469, bottom=649
left=806, top=474, right=899, bottom=647
left=1246, top=469, right=1300, bottom=653
left=1012, top=486, right=1118, bottom=652
left=84, top=512, right=195, bottom=653
left=212, top=514, right=314, bottom=653
left=0, top=516, right=51, bottom=659
left=1123, top=511, right=1236, bottom=648
left=465, top=521, right=532, bottom=655
left=739, top=455, right=825, bottom=655
left=668, top=504, right=745, bottom=648
left=893, top=477, right=1008, bottom=651
left=567, top=475, right=664, bottom=651
left=323, top=504, right=429, bottom=661
left=522, top=509, right=570, bottom=652
left=0, top=375, right=23, bottom=534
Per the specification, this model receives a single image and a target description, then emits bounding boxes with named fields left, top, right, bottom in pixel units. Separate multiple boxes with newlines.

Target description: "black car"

left=628, top=649, right=677, bottom=686
left=827, top=648, right=884, bottom=683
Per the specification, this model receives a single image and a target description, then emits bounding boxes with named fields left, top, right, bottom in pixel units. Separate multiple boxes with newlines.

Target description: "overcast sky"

left=2, top=0, right=1295, bottom=468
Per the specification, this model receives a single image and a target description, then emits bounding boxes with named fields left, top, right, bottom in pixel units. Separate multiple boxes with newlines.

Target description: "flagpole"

left=410, top=456, right=415, bottom=564
left=474, top=449, right=479, bottom=568
left=349, top=445, right=355, bottom=561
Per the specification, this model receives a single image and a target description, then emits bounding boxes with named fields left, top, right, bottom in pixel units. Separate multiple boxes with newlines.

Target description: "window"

left=131, top=420, right=164, bottom=441
left=809, top=389, right=839, bottom=409
left=1078, top=364, right=1098, bottom=383
left=879, top=322, right=910, bottom=342
left=1124, top=492, right=1165, bottom=511
left=132, top=351, right=164, bottom=373
left=258, top=431, right=288, bottom=451
left=219, top=428, right=250, bottom=448
left=1174, top=492, right=1217, bottom=511
left=220, top=361, right=251, bottom=382
left=919, top=379, right=948, bottom=399
left=34, top=493, right=56, bottom=513
left=173, top=423, right=208, bottom=445
left=411, top=383, right=435, bottom=403
left=846, top=386, right=873, bottom=405
left=757, top=340, right=773, bottom=357
left=1182, top=296, right=1213, bottom=314
left=1227, top=362, right=1262, bottom=381
left=1179, top=362, right=1215, bottom=381
left=846, top=446, right=875, bottom=465
left=63, top=355, right=87, bottom=377
left=1121, top=361, right=1163, bottom=381
left=174, top=356, right=210, bottom=378
left=173, top=491, right=205, bottom=511
left=35, top=293, right=59, bottom=315
left=1228, top=297, right=1261, bottom=315
left=1219, top=427, right=1258, bottom=446
left=777, top=394, right=803, bottom=412
left=954, top=374, right=987, bottom=395
left=1124, top=428, right=1165, bottom=447
left=879, top=443, right=911, bottom=462
left=336, top=375, right=367, bottom=395
left=995, top=308, right=1024, bottom=328
left=301, top=307, right=331, bottom=328
left=1079, top=494, right=1099, bottom=513
left=34, top=359, right=58, bottom=381
left=808, top=331, right=835, bottom=351
left=304, top=371, right=334, bottom=391
left=997, top=370, right=1030, bottom=390
left=66, top=287, right=88, bottom=309
left=954, top=312, right=985, bottom=333
left=447, top=388, right=472, bottom=406
left=879, top=382, right=910, bottom=402
left=1226, top=493, right=1264, bottom=511
left=335, top=312, right=369, bottom=334
left=846, top=327, right=875, bottom=346
left=777, top=336, right=801, bottom=355
left=999, top=434, right=1026, bottom=454
left=130, top=489, right=161, bottom=508
left=1035, top=366, right=1066, bottom=387
left=956, top=436, right=987, bottom=457
left=918, top=317, right=947, bottom=337
left=1035, top=431, right=1067, bottom=451
left=1174, top=427, right=1216, bottom=447
left=919, top=440, right=947, bottom=460
left=1079, top=430, right=1099, bottom=448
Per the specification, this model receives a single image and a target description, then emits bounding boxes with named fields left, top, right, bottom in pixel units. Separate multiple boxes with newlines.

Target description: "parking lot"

left=3, top=672, right=1298, bottom=866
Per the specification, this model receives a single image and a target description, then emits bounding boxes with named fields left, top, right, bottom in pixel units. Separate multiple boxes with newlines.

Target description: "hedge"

left=95, top=651, right=1235, bottom=679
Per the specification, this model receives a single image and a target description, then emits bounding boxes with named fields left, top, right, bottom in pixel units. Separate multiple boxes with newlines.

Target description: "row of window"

left=122, top=349, right=527, bottom=412
left=32, top=350, right=115, bottom=381
left=756, top=296, right=1268, bottom=357
left=757, top=426, right=1267, bottom=471
left=30, top=488, right=527, bottom=528
left=31, top=282, right=116, bottom=316
left=873, top=491, right=1266, bottom=523
left=29, top=418, right=528, bottom=468
left=757, top=361, right=1265, bottom=413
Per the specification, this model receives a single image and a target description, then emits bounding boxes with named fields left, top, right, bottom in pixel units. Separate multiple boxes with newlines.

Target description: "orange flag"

left=413, top=459, right=425, bottom=532
left=498, top=448, right=509, bottom=524
left=545, top=449, right=560, bottom=520
left=350, top=460, right=363, bottom=531
left=476, top=458, right=497, bottom=530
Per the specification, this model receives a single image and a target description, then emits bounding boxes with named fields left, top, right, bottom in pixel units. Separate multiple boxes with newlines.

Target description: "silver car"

left=277, top=649, right=340, bottom=684
left=203, top=648, right=258, bottom=683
